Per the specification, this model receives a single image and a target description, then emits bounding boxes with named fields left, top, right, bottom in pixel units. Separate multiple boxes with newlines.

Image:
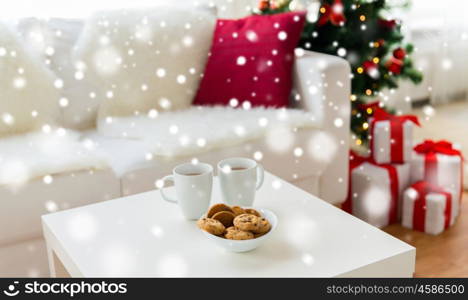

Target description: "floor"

left=383, top=100, right=468, bottom=277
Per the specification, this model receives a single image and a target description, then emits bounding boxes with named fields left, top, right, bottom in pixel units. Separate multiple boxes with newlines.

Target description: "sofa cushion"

left=0, top=128, right=107, bottom=186
left=193, top=12, right=306, bottom=108
left=15, top=17, right=95, bottom=130
left=73, top=4, right=216, bottom=122
left=0, top=22, right=62, bottom=137
left=0, top=106, right=317, bottom=186
left=97, top=106, right=318, bottom=158
left=81, top=130, right=153, bottom=177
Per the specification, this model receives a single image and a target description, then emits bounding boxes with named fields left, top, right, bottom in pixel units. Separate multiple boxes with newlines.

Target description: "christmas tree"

left=257, top=0, right=423, bottom=146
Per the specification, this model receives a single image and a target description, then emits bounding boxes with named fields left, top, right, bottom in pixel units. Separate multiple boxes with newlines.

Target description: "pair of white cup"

left=160, top=157, right=264, bottom=220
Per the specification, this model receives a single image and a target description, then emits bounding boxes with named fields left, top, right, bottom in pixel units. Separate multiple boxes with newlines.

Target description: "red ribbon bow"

left=342, top=151, right=399, bottom=224
left=370, top=108, right=420, bottom=163
left=414, top=140, right=463, bottom=202
left=414, top=140, right=462, bottom=157
left=411, top=181, right=452, bottom=232
left=317, top=0, right=346, bottom=26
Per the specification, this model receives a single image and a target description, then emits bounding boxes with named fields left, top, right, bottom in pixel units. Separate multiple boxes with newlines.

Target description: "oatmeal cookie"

left=233, top=214, right=260, bottom=231
left=212, top=211, right=235, bottom=227
left=252, top=217, right=271, bottom=234
left=197, top=218, right=225, bottom=235
left=224, top=227, right=254, bottom=240
left=207, top=203, right=234, bottom=218
left=244, top=208, right=261, bottom=217
left=231, top=206, right=246, bottom=217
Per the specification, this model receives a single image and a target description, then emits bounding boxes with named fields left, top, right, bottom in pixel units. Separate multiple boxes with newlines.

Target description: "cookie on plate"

left=207, top=203, right=233, bottom=218
left=244, top=208, right=261, bottom=217
left=224, top=227, right=254, bottom=240
left=197, top=218, right=225, bottom=236
left=212, top=211, right=235, bottom=227
left=252, top=217, right=271, bottom=234
left=231, top=206, right=246, bottom=217
left=233, top=214, right=260, bottom=231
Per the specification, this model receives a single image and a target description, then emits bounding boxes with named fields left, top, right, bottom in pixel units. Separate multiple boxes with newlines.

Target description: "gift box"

left=370, top=108, right=420, bottom=164
left=411, top=140, right=463, bottom=219
left=402, top=181, right=455, bottom=235
left=342, top=152, right=411, bottom=228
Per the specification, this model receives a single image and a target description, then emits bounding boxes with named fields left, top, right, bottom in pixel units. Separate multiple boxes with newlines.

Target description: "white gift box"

left=411, top=151, right=462, bottom=221
left=402, top=183, right=455, bottom=235
left=371, top=119, right=414, bottom=165
left=349, top=162, right=411, bottom=228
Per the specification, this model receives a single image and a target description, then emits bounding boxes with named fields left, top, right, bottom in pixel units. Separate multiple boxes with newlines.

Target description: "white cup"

left=160, top=162, right=213, bottom=220
left=217, top=157, right=264, bottom=206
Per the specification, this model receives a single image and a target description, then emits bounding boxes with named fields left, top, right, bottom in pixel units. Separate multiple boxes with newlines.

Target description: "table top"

left=42, top=171, right=414, bottom=277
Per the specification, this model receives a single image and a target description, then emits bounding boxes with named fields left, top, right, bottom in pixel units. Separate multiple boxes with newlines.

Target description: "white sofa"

left=0, top=6, right=350, bottom=277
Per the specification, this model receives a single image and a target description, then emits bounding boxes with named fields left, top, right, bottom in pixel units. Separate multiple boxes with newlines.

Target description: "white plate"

left=200, top=208, right=277, bottom=253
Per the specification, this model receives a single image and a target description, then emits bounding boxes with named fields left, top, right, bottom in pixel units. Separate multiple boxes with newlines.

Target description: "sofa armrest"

left=292, top=50, right=351, bottom=204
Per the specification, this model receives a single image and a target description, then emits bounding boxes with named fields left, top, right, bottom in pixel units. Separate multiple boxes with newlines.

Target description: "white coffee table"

left=42, top=171, right=415, bottom=277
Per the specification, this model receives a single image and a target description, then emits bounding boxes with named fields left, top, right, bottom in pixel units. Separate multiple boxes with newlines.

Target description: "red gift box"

left=402, top=181, right=454, bottom=235
left=411, top=140, right=463, bottom=207
left=342, top=151, right=410, bottom=228
left=369, top=108, right=420, bottom=164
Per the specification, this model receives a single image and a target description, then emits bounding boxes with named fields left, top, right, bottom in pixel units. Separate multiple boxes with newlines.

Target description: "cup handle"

left=160, top=175, right=177, bottom=204
left=256, top=164, right=264, bottom=190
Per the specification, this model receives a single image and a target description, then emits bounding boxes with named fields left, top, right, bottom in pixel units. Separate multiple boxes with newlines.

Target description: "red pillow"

left=193, top=12, right=306, bottom=108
